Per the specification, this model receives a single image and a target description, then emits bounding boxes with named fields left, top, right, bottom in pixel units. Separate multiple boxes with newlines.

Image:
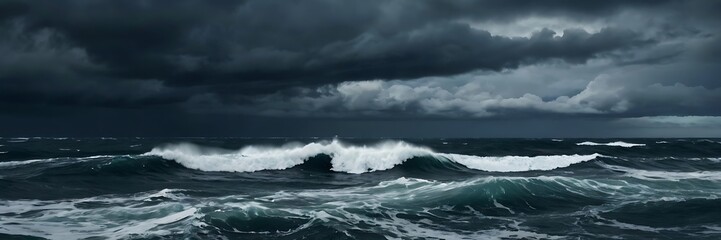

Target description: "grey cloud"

left=188, top=62, right=721, bottom=118
left=0, top=0, right=675, bottom=97
left=0, top=21, right=180, bottom=108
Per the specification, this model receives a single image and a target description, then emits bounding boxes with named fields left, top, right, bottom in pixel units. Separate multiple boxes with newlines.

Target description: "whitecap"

left=145, top=140, right=432, bottom=174
left=7, top=137, right=29, bottom=143
left=439, top=153, right=602, bottom=172
left=576, top=141, right=645, bottom=147
left=146, top=188, right=184, bottom=200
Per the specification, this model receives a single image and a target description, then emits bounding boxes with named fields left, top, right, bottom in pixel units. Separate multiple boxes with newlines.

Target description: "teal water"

left=1, top=138, right=720, bottom=239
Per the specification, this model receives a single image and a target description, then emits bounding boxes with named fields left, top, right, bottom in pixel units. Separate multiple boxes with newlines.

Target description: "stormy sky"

left=0, top=0, right=720, bottom=137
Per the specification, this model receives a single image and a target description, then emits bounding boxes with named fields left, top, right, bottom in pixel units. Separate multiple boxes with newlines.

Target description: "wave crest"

left=440, top=153, right=602, bottom=172
left=145, top=140, right=600, bottom=174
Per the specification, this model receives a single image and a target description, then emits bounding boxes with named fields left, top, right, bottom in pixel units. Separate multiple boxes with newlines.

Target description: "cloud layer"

left=0, top=0, right=720, bottom=136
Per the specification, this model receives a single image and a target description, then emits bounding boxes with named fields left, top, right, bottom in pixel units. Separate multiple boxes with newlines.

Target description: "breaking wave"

left=576, top=141, right=646, bottom=147
left=145, top=140, right=601, bottom=174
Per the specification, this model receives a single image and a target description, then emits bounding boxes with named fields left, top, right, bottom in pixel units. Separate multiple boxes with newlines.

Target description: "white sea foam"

left=576, top=141, right=646, bottom=147
left=0, top=189, right=196, bottom=240
left=1, top=175, right=709, bottom=240
left=145, top=140, right=600, bottom=174
left=4, top=180, right=562, bottom=240
left=114, top=207, right=196, bottom=236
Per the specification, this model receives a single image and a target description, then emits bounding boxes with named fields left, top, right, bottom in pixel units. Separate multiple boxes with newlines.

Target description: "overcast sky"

left=1, top=0, right=720, bottom=137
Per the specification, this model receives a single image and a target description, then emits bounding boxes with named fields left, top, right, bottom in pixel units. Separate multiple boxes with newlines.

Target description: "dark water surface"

left=1, top=137, right=721, bottom=239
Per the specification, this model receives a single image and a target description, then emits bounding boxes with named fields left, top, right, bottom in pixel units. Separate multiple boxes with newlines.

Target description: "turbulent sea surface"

left=1, top=137, right=721, bottom=239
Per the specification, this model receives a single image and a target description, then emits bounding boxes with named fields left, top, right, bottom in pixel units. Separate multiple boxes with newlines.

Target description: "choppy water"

left=1, top=137, right=721, bottom=239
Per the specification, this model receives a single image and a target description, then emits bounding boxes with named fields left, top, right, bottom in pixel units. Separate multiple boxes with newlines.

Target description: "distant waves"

left=576, top=141, right=646, bottom=147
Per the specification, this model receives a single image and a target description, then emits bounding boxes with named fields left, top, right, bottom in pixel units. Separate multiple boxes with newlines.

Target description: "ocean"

left=1, top=137, right=720, bottom=239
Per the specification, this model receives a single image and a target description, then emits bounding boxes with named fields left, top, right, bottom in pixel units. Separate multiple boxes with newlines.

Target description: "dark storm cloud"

left=1, top=0, right=670, bottom=102
left=0, top=20, right=183, bottom=109
left=1, top=0, right=720, bottom=137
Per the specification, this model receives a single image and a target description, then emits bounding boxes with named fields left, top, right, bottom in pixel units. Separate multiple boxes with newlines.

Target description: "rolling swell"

left=3, top=175, right=710, bottom=240
left=600, top=198, right=721, bottom=228
left=0, top=155, right=187, bottom=179
left=0, top=177, right=626, bottom=239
